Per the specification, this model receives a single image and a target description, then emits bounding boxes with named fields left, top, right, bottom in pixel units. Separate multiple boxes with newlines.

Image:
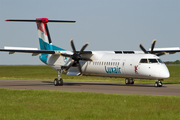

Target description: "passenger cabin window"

left=140, top=59, right=148, bottom=63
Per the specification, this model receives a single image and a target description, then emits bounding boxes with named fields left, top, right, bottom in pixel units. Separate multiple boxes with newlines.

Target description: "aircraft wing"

left=1, top=46, right=179, bottom=57
left=148, top=47, right=180, bottom=54
left=0, top=48, right=55, bottom=54
left=0, top=46, right=55, bottom=56
left=0, top=46, right=93, bottom=56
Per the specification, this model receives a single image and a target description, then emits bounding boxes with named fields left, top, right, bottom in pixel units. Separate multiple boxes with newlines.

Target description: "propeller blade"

left=79, top=43, right=89, bottom=54
left=151, top=39, right=156, bottom=53
left=139, top=43, right=148, bottom=53
left=70, top=39, right=76, bottom=53
left=64, top=60, right=75, bottom=73
left=156, top=52, right=166, bottom=56
left=77, top=62, right=83, bottom=76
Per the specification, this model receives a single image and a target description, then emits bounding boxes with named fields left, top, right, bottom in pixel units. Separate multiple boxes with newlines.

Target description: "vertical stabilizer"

left=36, top=18, right=52, bottom=50
left=6, top=18, right=75, bottom=51
left=5, top=18, right=76, bottom=63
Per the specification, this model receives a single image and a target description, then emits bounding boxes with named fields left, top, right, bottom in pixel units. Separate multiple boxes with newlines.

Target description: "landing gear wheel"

left=125, top=78, right=129, bottom=85
left=54, top=78, right=59, bottom=86
left=125, top=78, right=134, bottom=85
left=154, top=81, right=163, bottom=87
left=154, top=82, right=159, bottom=87
left=131, top=81, right=134, bottom=84
left=158, top=81, right=163, bottom=87
left=58, top=78, right=63, bottom=86
left=130, top=78, right=134, bottom=84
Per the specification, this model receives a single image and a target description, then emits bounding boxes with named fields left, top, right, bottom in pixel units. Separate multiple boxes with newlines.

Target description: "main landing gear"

left=125, top=78, right=134, bottom=85
left=154, top=80, right=163, bottom=87
left=125, top=78, right=163, bottom=87
left=54, top=70, right=63, bottom=86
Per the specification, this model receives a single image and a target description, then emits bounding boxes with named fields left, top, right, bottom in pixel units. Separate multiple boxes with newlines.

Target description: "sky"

left=0, top=0, right=179, bottom=65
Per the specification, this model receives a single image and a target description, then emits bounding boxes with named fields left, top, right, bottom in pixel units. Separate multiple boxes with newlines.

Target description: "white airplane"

left=1, top=18, right=180, bottom=87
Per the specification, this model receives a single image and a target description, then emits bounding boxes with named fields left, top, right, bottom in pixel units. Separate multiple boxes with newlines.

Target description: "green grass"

left=0, top=66, right=179, bottom=119
left=165, top=65, right=180, bottom=84
left=0, top=89, right=180, bottom=120
left=0, top=65, right=179, bottom=84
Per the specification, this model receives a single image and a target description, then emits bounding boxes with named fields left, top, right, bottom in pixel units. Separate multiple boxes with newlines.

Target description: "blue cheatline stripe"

left=39, top=54, right=48, bottom=64
left=39, top=38, right=50, bottom=50
left=39, top=38, right=66, bottom=51
left=39, top=38, right=66, bottom=64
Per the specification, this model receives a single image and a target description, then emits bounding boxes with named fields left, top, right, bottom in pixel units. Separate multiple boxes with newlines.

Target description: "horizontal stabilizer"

left=6, top=18, right=76, bottom=23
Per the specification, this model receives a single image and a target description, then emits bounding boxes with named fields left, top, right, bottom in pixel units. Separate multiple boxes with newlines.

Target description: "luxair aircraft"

left=1, top=18, right=180, bottom=87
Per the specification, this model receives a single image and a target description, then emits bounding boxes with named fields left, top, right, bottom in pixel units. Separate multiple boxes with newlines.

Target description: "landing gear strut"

left=54, top=69, right=63, bottom=86
left=154, top=80, right=163, bottom=87
left=125, top=78, right=134, bottom=85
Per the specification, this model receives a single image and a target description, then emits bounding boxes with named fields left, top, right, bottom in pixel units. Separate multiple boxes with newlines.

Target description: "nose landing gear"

left=154, top=80, right=163, bottom=87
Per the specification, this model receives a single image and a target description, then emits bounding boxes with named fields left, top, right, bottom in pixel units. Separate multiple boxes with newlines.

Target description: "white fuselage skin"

left=46, top=51, right=170, bottom=80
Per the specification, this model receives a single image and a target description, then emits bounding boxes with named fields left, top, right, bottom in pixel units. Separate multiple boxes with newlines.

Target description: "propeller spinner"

left=60, top=39, right=92, bottom=76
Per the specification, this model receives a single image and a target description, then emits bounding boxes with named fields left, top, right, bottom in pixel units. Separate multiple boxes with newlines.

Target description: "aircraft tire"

left=154, top=82, right=159, bottom=87
left=131, top=81, right=134, bottom=84
left=58, top=78, right=63, bottom=86
left=130, top=78, right=134, bottom=84
left=158, top=81, right=163, bottom=87
left=54, top=78, right=59, bottom=86
left=125, top=78, right=129, bottom=84
left=125, top=78, right=134, bottom=85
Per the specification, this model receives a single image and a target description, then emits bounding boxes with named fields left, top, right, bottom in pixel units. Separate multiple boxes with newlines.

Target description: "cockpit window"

left=157, top=59, right=163, bottom=63
left=140, top=58, right=163, bottom=64
left=140, top=59, right=148, bottom=63
left=148, top=59, right=158, bottom=63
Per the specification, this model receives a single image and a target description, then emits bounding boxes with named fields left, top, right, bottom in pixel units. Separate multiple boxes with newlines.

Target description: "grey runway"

left=0, top=80, right=180, bottom=96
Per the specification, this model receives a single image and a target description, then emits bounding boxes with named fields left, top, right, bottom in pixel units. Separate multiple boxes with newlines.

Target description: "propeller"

left=139, top=43, right=148, bottom=54
left=139, top=39, right=166, bottom=56
left=60, top=39, right=92, bottom=76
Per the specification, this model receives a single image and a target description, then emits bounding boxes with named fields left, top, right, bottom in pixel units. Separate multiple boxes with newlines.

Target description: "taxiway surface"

left=0, top=80, right=180, bottom=96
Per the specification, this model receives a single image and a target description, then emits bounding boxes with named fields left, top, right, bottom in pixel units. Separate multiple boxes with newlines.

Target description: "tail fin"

left=6, top=18, right=76, bottom=51
left=36, top=18, right=52, bottom=50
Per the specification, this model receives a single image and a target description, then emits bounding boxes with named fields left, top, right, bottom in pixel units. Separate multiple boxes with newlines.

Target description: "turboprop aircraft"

left=1, top=18, right=180, bottom=87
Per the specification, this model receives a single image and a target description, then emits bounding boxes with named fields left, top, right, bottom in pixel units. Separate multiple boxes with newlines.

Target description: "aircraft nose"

left=160, top=65, right=170, bottom=79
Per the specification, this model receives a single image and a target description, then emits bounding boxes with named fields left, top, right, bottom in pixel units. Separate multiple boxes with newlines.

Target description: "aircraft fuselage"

left=46, top=51, right=170, bottom=80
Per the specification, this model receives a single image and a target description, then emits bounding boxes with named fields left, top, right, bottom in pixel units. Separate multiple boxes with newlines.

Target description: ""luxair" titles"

left=105, top=66, right=121, bottom=74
